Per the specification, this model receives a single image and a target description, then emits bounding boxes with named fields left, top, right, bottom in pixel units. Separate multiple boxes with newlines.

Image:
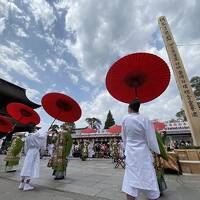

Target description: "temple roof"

left=0, top=78, right=40, bottom=111
left=0, top=78, right=41, bottom=138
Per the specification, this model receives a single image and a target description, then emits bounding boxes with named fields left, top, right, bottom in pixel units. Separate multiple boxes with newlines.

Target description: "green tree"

left=85, top=117, right=102, bottom=130
left=190, top=76, right=200, bottom=103
left=104, top=110, right=115, bottom=129
left=169, top=119, right=177, bottom=123
left=176, top=76, right=200, bottom=121
left=176, top=109, right=187, bottom=121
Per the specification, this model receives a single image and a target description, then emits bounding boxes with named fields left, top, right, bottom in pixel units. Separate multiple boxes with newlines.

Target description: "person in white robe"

left=18, top=126, right=47, bottom=191
left=88, top=141, right=94, bottom=160
left=122, top=99, right=160, bottom=200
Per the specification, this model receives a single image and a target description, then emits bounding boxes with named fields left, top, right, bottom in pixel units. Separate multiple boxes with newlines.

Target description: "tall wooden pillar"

left=158, top=16, right=200, bottom=145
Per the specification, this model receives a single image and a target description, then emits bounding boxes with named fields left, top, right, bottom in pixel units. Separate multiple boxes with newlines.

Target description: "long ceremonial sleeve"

left=145, top=119, right=160, bottom=154
left=121, top=120, right=127, bottom=149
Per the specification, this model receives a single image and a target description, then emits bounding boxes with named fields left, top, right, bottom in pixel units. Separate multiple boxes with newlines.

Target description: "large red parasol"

left=7, top=103, right=40, bottom=125
left=153, top=121, right=166, bottom=131
left=0, top=115, right=13, bottom=133
left=106, top=53, right=170, bottom=103
left=41, top=93, right=82, bottom=123
left=107, top=125, right=122, bottom=134
left=81, top=128, right=97, bottom=134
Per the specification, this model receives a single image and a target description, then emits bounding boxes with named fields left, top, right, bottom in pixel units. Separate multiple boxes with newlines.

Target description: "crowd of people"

left=71, top=139, right=124, bottom=159
left=167, top=140, right=192, bottom=151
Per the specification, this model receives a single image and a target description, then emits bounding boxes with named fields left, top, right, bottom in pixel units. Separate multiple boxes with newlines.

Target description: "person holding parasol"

left=106, top=53, right=170, bottom=200
left=19, top=124, right=47, bottom=191
left=1, top=102, right=46, bottom=191
left=42, top=92, right=81, bottom=180
left=48, top=123, right=73, bottom=180
left=6, top=103, right=45, bottom=191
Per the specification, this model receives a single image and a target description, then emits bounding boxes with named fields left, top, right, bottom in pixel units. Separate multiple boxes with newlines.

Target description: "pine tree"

left=104, top=110, right=115, bottom=129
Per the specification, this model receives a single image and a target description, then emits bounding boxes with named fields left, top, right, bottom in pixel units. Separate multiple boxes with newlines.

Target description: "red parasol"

left=7, top=103, right=40, bottom=125
left=106, top=53, right=170, bottom=103
left=81, top=128, right=97, bottom=134
left=41, top=93, right=82, bottom=123
left=107, top=125, right=122, bottom=134
left=153, top=121, right=166, bottom=131
left=0, top=115, right=13, bottom=133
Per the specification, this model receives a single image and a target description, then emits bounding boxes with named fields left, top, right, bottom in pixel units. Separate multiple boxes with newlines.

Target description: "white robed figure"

left=88, top=141, right=94, bottom=160
left=122, top=99, right=160, bottom=200
left=19, top=126, right=47, bottom=191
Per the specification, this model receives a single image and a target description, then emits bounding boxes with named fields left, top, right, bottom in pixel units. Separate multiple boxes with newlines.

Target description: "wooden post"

left=158, top=16, right=200, bottom=146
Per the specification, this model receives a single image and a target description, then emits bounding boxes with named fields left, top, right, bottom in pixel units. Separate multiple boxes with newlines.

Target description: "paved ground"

left=1, top=156, right=200, bottom=200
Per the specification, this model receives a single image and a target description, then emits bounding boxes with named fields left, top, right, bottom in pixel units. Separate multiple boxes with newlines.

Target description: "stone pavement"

left=1, top=156, right=200, bottom=200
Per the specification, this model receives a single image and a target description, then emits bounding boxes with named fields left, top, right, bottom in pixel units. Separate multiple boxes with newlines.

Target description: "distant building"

left=72, top=125, right=121, bottom=143
left=164, top=121, right=192, bottom=144
left=72, top=121, right=192, bottom=144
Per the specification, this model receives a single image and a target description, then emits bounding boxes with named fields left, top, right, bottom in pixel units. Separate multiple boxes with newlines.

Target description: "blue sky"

left=0, top=0, right=200, bottom=130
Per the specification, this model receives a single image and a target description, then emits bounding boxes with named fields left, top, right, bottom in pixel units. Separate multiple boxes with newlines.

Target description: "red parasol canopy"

left=0, top=115, right=13, bottom=133
left=153, top=121, right=166, bottom=131
left=106, top=53, right=170, bottom=103
left=81, top=128, right=97, bottom=134
left=41, top=93, right=82, bottom=122
left=7, top=103, right=40, bottom=125
left=107, top=125, right=122, bottom=134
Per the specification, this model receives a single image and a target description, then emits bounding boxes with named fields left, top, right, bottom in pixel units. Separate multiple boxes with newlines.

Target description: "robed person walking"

left=19, top=125, right=47, bottom=191
left=122, top=99, right=160, bottom=200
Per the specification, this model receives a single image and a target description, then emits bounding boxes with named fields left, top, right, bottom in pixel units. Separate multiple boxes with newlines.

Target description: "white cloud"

left=25, top=0, right=56, bottom=31
left=26, top=88, right=41, bottom=103
left=80, top=85, right=90, bottom=92
left=0, top=0, right=23, bottom=34
left=65, top=0, right=156, bottom=84
left=68, top=73, right=79, bottom=84
left=9, top=1, right=22, bottom=14
left=65, top=0, right=200, bottom=86
left=0, top=43, right=41, bottom=82
left=76, top=90, right=126, bottom=128
left=46, top=58, right=59, bottom=72
left=54, top=1, right=68, bottom=10
left=0, top=18, right=5, bottom=34
left=15, top=27, right=28, bottom=38
left=45, top=57, right=74, bottom=73
left=0, top=68, right=13, bottom=81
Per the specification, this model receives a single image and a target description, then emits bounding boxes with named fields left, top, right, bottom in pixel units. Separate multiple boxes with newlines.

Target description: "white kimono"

left=122, top=113, right=160, bottom=196
left=20, top=132, right=47, bottom=178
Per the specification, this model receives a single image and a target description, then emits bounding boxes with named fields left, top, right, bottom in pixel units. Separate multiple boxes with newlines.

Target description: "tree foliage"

left=176, top=109, right=187, bottom=121
left=104, top=110, right=115, bottom=129
left=176, top=76, right=200, bottom=121
left=85, top=117, right=102, bottom=130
